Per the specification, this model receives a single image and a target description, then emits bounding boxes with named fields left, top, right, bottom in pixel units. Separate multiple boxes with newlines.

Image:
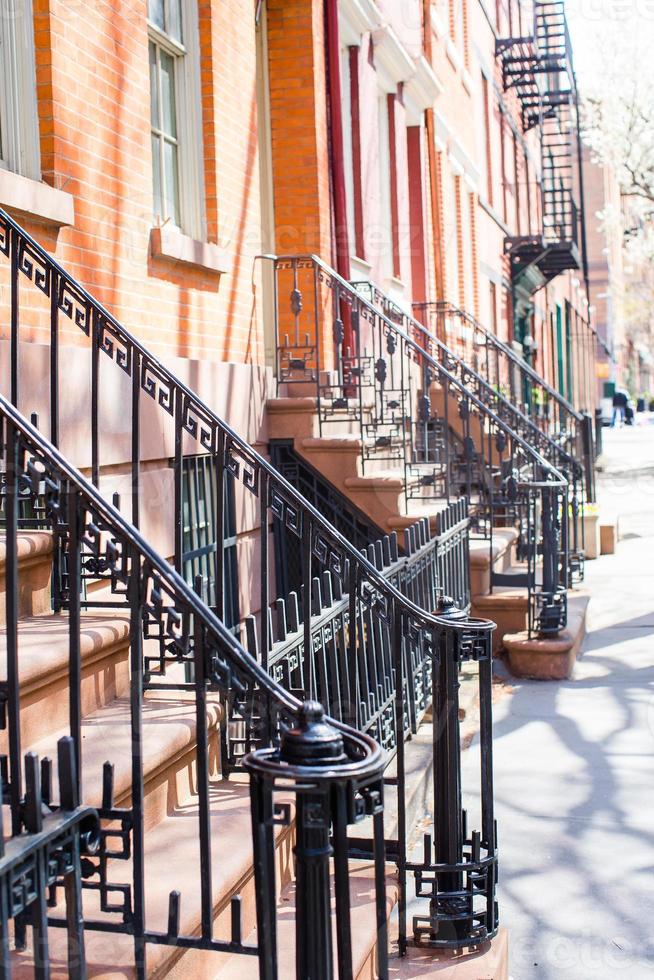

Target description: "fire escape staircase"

left=496, top=0, right=581, bottom=284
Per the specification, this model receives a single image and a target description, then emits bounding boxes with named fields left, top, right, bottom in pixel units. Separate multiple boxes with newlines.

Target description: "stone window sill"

left=0, top=169, right=74, bottom=227
left=150, top=225, right=228, bottom=274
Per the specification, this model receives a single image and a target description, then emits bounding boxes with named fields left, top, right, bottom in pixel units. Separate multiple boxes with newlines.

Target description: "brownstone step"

left=24, top=689, right=222, bottom=832
left=10, top=775, right=295, bottom=980
left=212, top=862, right=399, bottom=980
left=0, top=531, right=53, bottom=625
left=0, top=612, right=131, bottom=747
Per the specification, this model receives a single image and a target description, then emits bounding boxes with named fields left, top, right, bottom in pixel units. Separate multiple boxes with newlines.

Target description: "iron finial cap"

left=435, top=594, right=467, bottom=621
left=280, top=700, right=347, bottom=768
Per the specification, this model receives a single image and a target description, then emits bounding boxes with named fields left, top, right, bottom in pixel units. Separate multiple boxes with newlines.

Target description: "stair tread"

left=469, top=528, right=518, bottom=568
left=24, top=689, right=221, bottom=813
left=0, top=530, right=53, bottom=567
left=0, top=612, right=131, bottom=688
left=11, top=774, right=295, bottom=978
left=214, top=861, right=398, bottom=979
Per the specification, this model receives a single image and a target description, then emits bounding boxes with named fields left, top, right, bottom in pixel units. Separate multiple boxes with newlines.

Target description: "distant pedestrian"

left=611, top=389, right=628, bottom=427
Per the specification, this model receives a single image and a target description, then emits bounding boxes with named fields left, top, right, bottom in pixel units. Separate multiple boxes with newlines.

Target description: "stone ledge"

left=0, top=169, right=74, bottom=227
left=150, top=224, right=228, bottom=274
left=504, top=592, right=590, bottom=680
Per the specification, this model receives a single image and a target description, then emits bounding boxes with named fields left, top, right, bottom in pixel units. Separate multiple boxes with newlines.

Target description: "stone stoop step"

left=388, top=927, right=509, bottom=978
left=0, top=612, right=132, bottom=747
left=10, top=776, right=296, bottom=979
left=503, top=592, right=591, bottom=680
left=469, top=529, right=519, bottom=598
left=211, top=863, right=399, bottom=980
left=0, top=531, right=54, bottom=625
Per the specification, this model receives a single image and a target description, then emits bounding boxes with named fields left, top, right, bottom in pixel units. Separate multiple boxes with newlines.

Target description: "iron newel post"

left=245, top=700, right=386, bottom=980
left=280, top=702, right=347, bottom=980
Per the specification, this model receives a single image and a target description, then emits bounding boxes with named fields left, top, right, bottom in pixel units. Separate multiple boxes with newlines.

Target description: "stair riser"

left=107, top=729, right=222, bottom=834
left=0, top=555, right=52, bottom=626
left=471, top=601, right=528, bottom=652
left=0, top=639, right=130, bottom=750
left=470, top=541, right=516, bottom=595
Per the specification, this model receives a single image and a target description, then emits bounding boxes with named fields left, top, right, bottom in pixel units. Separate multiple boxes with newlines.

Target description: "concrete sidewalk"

left=486, top=425, right=654, bottom=978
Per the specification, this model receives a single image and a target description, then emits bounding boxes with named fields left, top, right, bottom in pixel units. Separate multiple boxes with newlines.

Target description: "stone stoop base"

left=600, top=521, right=618, bottom=554
left=389, top=928, right=509, bottom=978
left=503, top=593, right=590, bottom=679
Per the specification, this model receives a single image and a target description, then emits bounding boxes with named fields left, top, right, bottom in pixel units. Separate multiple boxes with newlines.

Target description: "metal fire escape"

left=496, top=0, right=582, bottom=284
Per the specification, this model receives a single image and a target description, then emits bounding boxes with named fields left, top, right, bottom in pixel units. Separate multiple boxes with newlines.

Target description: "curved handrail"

left=0, top=393, right=383, bottom=775
left=0, top=209, right=493, bottom=647
left=272, top=252, right=568, bottom=489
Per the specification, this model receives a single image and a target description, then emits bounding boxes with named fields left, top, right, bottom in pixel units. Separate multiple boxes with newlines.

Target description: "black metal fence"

left=271, top=254, right=571, bottom=636
left=0, top=397, right=386, bottom=977
left=0, top=209, right=498, bottom=973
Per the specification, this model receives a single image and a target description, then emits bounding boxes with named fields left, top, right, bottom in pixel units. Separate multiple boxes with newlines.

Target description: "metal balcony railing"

left=0, top=208, right=498, bottom=967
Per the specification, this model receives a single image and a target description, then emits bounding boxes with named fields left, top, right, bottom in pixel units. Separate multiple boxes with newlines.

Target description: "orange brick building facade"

left=0, top=0, right=600, bottom=616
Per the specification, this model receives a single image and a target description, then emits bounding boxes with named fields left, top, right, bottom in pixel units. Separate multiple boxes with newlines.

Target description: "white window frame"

left=0, top=0, right=41, bottom=180
left=147, top=0, right=205, bottom=241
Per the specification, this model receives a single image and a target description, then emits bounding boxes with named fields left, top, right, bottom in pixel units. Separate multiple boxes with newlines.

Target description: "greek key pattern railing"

left=0, top=396, right=386, bottom=977
left=412, top=299, right=596, bottom=501
left=0, top=209, right=498, bottom=967
left=271, top=253, right=571, bottom=636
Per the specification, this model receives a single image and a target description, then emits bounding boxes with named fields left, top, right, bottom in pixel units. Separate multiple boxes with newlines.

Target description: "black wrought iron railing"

left=360, top=280, right=590, bottom=607
left=270, top=253, right=571, bottom=636
left=0, top=208, right=498, bottom=964
left=0, top=396, right=385, bottom=977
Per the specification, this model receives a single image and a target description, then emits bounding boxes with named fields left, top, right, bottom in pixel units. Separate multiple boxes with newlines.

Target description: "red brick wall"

left=4, top=0, right=266, bottom=367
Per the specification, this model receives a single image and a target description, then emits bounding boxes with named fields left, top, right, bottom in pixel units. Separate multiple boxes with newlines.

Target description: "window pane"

left=152, top=134, right=163, bottom=219
left=160, top=51, right=177, bottom=139
left=163, top=139, right=180, bottom=225
left=168, top=0, right=183, bottom=43
left=148, top=0, right=164, bottom=30
left=148, top=42, right=159, bottom=129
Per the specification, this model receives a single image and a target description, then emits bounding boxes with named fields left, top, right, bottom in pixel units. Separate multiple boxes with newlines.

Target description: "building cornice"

left=372, top=23, right=415, bottom=92
left=339, top=0, right=382, bottom=45
left=447, top=135, right=481, bottom=191
left=404, top=55, right=444, bottom=124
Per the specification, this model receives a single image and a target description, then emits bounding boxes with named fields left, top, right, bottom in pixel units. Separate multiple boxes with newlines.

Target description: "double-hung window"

left=147, top=0, right=205, bottom=239
left=0, top=0, right=40, bottom=179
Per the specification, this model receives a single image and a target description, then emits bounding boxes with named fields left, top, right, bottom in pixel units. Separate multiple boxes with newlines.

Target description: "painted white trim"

left=447, top=136, right=480, bottom=190
left=350, top=254, right=373, bottom=280
left=445, top=37, right=463, bottom=72
left=404, top=55, right=443, bottom=124
left=148, top=0, right=206, bottom=241
left=340, top=46, right=357, bottom=253
left=0, top=169, right=74, bottom=226
left=447, top=152, right=465, bottom=178
left=430, top=6, right=447, bottom=38
left=433, top=111, right=450, bottom=151
left=479, top=261, right=502, bottom=286
left=150, top=225, right=228, bottom=273
left=339, top=0, right=381, bottom=45
left=0, top=0, right=41, bottom=181
left=178, top=0, right=205, bottom=241
left=377, top=89, right=393, bottom=281
left=372, top=24, right=415, bottom=93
